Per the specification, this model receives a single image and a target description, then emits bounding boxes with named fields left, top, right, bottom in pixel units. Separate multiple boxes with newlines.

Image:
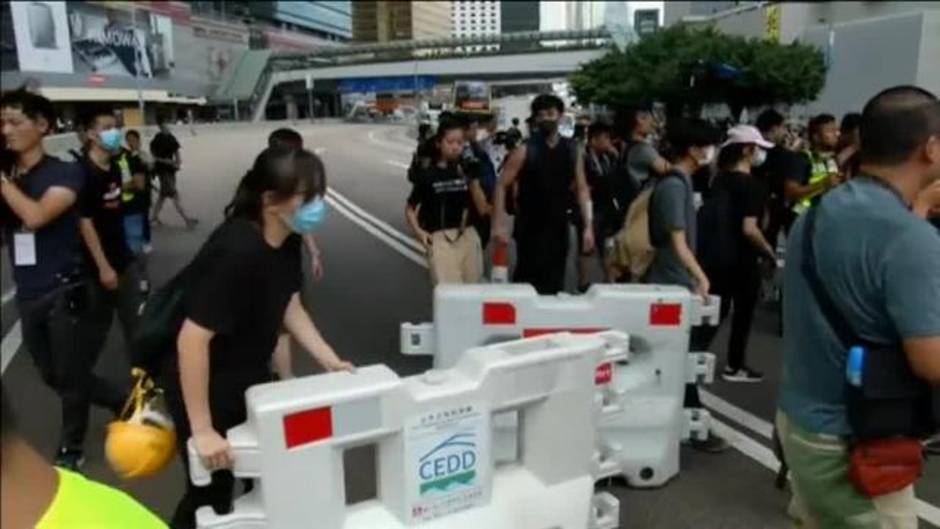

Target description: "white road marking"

left=2, top=288, right=15, bottom=306
left=326, top=188, right=424, bottom=254
left=711, top=418, right=781, bottom=471
left=700, top=388, right=774, bottom=440
left=386, top=160, right=410, bottom=170
left=367, top=129, right=413, bottom=154
left=1, top=321, right=22, bottom=374
left=917, top=500, right=940, bottom=527
left=324, top=195, right=428, bottom=269
left=328, top=188, right=940, bottom=524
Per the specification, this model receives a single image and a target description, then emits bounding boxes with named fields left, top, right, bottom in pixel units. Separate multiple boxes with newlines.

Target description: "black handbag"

left=801, top=206, right=937, bottom=440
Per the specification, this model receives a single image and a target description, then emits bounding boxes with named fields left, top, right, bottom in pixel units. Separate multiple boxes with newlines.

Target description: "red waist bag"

left=848, top=438, right=923, bottom=497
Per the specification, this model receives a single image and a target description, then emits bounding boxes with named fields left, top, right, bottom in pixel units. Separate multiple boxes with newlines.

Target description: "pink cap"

left=722, top=125, right=774, bottom=149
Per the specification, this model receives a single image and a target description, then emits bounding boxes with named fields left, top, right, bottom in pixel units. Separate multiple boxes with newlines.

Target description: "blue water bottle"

left=846, top=346, right=865, bottom=387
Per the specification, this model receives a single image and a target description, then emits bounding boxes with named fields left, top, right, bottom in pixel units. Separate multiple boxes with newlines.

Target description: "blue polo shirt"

left=778, top=177, right=940, bottom=435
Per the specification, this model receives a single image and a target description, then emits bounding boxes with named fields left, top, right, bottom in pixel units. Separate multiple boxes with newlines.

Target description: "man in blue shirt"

left=777, top=86, right=940, bottom=528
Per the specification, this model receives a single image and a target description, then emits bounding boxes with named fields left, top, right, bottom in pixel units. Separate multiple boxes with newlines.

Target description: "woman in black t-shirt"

left=698, top=125, right=778, bottom=384
left=406, top=119, right=486, bottom=286
left=166, top=146, right=353, bottom=528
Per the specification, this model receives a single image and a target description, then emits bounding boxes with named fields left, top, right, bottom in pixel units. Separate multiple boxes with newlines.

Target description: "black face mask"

left=537, top=119, right=558, bottom=136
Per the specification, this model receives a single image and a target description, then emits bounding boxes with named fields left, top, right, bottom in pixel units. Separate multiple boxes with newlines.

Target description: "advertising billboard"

left=10, top=1, right=74, bottom=73
left=66, top=3, right=174, bottom=79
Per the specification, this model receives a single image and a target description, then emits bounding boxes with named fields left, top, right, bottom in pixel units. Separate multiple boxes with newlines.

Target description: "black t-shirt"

left=755, top=146, right=803, bottom=204
left=150, top=131, right=180, bottom=173
left=407, top=162, right=474, bottom=233
left=712, top=169, right=766, bottom=264
left=584, top=148, right=619, bottom=222
left=2, top=157, right=85, bottom=299
left=184, top=219, right=302, bottom=382
left=80, top=156, right=133, bottom=274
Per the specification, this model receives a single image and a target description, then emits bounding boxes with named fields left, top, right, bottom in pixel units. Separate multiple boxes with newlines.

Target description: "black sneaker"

left=54, top=448, right=85, bottom=472
left=690, top=432, right=732, bottom=453
left=721, top=366, right=764, bottom=383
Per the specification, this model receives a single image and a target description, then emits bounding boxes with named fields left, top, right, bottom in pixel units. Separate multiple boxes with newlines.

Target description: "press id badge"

left=14, top=231, right=37, bottom=266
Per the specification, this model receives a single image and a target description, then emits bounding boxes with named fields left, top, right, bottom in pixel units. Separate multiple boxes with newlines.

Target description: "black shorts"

left=156, top=169, right=178, bottom=198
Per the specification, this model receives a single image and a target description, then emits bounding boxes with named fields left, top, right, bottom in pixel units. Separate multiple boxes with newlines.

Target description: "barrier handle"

left=187, top=439, right=212, bottom=486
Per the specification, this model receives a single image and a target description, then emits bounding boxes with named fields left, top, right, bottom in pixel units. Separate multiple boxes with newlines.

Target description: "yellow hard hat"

left=106, top=369, right=177, bottom=479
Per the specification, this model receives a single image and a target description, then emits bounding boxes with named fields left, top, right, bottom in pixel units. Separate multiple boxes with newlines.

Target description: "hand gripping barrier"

left=401, top=284, right=721, bottom=488
left=188, top=333, right=622, bottom=529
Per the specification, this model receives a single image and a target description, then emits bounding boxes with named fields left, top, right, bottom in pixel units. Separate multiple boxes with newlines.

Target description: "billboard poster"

left=66, top=3, right=174, bottom=78
left=9, top=1, right=74, bottom=73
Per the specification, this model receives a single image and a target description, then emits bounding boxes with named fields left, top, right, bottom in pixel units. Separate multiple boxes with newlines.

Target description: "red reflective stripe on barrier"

left=522, top=327, right=606, bottom=338
left=483, top=302, right=516, bottom=325
left=595, top=363, right=613, bottom=385
left=650, top=303, right=682, bottom=326
left=283, top=407, right=333, bottom=449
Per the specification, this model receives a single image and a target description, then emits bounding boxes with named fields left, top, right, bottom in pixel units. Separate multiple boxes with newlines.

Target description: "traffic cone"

left=491, top=240, right=509, bottom=283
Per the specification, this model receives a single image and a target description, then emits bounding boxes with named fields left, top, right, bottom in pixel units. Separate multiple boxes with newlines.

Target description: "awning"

left=38, top=87, right=207, bottom=105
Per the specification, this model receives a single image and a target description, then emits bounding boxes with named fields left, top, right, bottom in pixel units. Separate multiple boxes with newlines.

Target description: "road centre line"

left=324, top=194, right=427, bottom=269
left=326, top=188, right=940, bottom=524
left=1, top=321, right=22, bottom=375
left=326, top=188, right=423, bottom=253
left=367, top=129, right=413, bottom=154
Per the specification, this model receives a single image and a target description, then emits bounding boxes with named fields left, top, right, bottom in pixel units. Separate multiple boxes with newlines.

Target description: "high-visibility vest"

left=117, top=153, right=135, bottom=203
left=792, top=150, right=838, bottom=214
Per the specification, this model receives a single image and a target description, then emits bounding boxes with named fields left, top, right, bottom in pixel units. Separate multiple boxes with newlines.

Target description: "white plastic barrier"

left=401, top=284, right=720, bottom=488
left=189, top=333, right=624, bottom=529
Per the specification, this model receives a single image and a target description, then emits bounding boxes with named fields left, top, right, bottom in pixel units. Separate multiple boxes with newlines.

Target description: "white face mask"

left=752, top=147, right=767, bottom=167
left=698, top=145, right=716, bottom=166
left=476, top=129, right=489, bottom=143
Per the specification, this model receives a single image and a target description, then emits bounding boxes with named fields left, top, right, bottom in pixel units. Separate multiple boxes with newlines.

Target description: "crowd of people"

left=1, top=80, right=938, bottom=529
left=403, top=87, right=940, bottom=524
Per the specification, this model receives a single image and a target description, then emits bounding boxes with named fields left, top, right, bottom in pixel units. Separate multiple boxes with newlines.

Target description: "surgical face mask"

left=98, top=128, right=124, bottom=152
left=537, top=119, right=558, bottom=136
left=476, top=129, right=489, bottom=143
left=752, top=147, right=767, bottom=167
left=287, top=197, right=327, bottom=234
left=697, top=145, right=716, bottom=166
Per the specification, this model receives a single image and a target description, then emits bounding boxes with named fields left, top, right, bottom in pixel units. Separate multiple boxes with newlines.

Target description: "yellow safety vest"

left=36, top=468, right=167, bottom=528
left=792, top=150, right=838, bottom=214
left=117, top=153, right=135, bottom=203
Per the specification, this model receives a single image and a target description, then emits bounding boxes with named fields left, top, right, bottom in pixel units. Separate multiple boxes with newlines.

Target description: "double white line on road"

left=325, top=182, right=940, bottom=526
left=1, top=288, right=20, bottom=375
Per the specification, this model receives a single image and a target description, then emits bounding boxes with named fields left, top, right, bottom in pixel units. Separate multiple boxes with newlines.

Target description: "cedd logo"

left=418, top=433, right=478, bottom=495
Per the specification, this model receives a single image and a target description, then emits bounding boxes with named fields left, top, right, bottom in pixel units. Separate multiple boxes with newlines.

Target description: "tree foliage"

left=570, top=25, right=826, bottom=118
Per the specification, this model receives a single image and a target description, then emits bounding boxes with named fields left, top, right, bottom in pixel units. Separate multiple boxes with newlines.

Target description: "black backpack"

left=130, top=226, right=223, bottom=377
left=696, top=180, right=738, bottom=272
left=130, top=264, right=192, bottom=378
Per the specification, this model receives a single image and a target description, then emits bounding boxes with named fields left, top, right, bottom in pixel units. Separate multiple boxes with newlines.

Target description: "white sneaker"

left=721, top=366, right=764, bottom=383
